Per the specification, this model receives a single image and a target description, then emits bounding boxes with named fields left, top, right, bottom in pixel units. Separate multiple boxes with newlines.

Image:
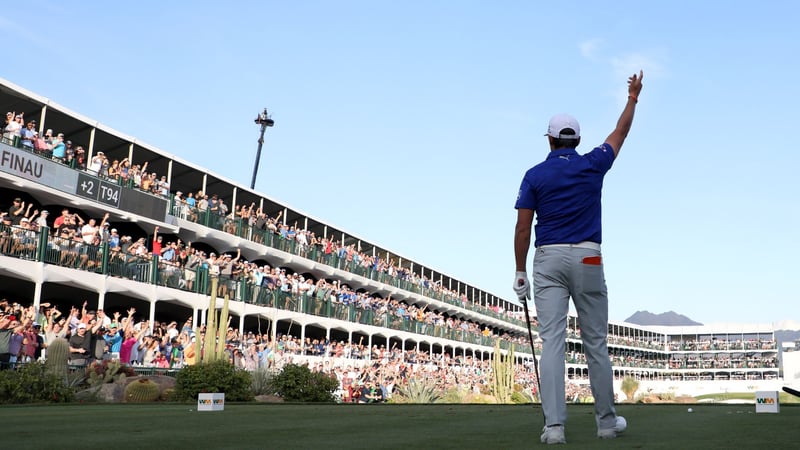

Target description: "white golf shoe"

left=597, top=416, right=626, bottom=439
left=540, top=425, right=566, bottom=444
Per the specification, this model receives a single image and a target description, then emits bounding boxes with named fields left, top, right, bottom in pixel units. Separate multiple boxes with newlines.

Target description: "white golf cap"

left=545, top=113, right=580, bottom=139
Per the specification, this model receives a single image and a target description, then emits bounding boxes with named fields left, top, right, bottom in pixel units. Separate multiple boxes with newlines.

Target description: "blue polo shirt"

left=515, top=143, right=615, bottom=247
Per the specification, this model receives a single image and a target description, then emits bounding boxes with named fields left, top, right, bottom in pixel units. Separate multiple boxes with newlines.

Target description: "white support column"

left=37, top=105, right=48, bottom=135
left=166, top=160, right=173, bottom=186
left=149, top=299, right=157, bottom=325
left=32, top=281, right=43, bottom=322
left=96, top=290, right=106, bottom=311
left=87, top=128, right=97, bottom=160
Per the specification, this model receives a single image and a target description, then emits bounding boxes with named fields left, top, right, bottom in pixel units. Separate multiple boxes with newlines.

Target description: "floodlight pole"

left=250, top=108, right=275, bottom=190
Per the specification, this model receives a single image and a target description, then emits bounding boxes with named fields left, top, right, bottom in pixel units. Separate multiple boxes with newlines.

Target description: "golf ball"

left=616, top=416, right=627, bottom=432
left=687, top=408, right=693, bottom=413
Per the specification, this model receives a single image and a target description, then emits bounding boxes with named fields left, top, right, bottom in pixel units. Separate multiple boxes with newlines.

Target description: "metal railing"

left=0, top=223, right=526, bottom=354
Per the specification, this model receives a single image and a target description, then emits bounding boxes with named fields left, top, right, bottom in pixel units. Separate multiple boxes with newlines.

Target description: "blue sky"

left=3, top=1, right=798, bottom=325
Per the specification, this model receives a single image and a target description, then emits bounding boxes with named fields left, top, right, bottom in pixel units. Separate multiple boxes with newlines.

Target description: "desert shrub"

left=391, top=378, right=443, bottom=404
left=64, top=369, right=88, bottom=390
left=463, top=392, right=496, bottom=404
left=443, top=386, right=468, bottom=404
left=0, top=362, right=75, bottom=404
left=160, top=388, right=176, bottom=402
left=269, top=363, right=338, bottom=402
left=621, top=376, right=639, bottom=402
left=174, top=360, right=253, bottom=402
left=250, top=367, right=276, bottom=396
left=511, top=391, right=531, bottom=404
left=636, top=391, right=677, bottom=403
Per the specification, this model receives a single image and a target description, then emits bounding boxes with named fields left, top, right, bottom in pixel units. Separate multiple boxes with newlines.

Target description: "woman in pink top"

left=118, top=308, right=148, bottom=364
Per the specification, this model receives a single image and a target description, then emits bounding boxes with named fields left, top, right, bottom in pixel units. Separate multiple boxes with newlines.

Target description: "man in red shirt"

left=151, top=226, right=162, bottom=256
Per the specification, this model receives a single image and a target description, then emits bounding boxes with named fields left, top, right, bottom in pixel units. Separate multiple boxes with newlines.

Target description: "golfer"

left=513, top=71, right=643, bottom=444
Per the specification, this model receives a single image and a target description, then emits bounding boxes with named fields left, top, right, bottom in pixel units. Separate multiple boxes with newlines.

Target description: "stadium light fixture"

left=250, top=108, right=275, bottom=190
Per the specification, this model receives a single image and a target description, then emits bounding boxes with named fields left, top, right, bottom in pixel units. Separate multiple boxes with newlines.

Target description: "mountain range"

left=624, top=310, right=703, bottom=326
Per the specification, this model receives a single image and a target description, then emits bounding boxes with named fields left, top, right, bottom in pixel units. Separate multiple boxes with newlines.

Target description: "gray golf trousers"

left=532, top=244, right=617, bottom=430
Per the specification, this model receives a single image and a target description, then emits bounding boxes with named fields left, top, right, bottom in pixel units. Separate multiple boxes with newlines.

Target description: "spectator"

left=108, top=159, right=120, bottom=181
left=6, top=198, right=26, bottom=226
left=18, top=319, right=39, bottom=363
left=184, top=192, right=197, bottom=221
left=3, top=112, right=22, bottom=142
left=158, top=176, right=170, bottom=197
left=51, top=133, right=66, bottom=163
left=63, top=140, right=74, bottom=162
left=34, top=209, right=49, bottom=229
left=119, top=309, right=148, bottom=365
left=88, top=151, right=104, bottom=175
left=152, top=226, right=162, bottom=256
left=81, top=213, right=109, bottom=245
left=68, top=323, right=92, bottom=366
left=69, top=146, right=84, bottom=170
left=43, top=306, right=70, bottom=347
left=20, top=120, right=36, bottom=150
left=104, top=319, right=123, bottom=360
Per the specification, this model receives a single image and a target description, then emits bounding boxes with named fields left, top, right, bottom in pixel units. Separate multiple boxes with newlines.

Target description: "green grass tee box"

left=1, top=403, right=798, bottom=449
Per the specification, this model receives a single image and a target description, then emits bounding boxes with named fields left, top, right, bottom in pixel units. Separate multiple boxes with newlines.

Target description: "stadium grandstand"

left=0, top=78, right=786, bottom=400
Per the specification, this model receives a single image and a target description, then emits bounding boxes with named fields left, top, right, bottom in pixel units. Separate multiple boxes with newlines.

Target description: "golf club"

left=782, top=386, right=800, bottom=398
left=521, top=294, right=543, bottom=418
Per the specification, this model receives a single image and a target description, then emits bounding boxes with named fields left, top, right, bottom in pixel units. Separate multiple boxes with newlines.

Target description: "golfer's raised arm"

left=605, top=70, right=643, bottom=157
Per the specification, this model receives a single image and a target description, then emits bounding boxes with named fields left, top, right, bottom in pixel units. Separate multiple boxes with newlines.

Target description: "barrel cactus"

left=45, top=338, right=70, bottom=377
left=125, top=378, right=161, bottom=402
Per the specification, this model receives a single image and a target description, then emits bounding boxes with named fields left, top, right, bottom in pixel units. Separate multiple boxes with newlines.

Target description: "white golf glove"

left=513, top=271, right=530, bottom=301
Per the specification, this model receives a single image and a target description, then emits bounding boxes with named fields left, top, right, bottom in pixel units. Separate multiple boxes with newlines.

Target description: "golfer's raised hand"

left=628, top=70, right=643, bottom=99
left=513, top=271, right=530, bottom=301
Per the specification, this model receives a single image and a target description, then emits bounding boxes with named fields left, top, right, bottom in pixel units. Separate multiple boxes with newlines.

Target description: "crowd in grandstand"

left=2, top=186, right=534, bottom=353
left=4, top=123, right=532, bottom=351
left=1, top=298, right=555, bottom=402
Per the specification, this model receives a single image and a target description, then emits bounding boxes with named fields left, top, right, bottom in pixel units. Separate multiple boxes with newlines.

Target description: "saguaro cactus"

left=216, top=292, right=231, bottom=361
left=491, top=340, right=515, bottom=404
left=45, top=338, right=70, bottom=377
left=201, top=276, right=219, bottom=363
left=200, top=276, right=232, bottom=364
